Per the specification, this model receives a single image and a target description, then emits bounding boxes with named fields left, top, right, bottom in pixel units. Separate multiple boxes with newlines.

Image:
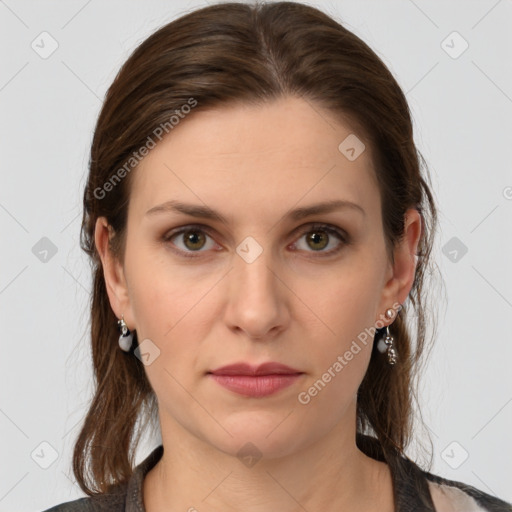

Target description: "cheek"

left=292, top=258, right=380, bottom=397
left=124, top=247, right=220, bottom=381
left=298, top=260, right=381, bottom=344
left=125, top=242, right=206, bottom=334
left=295, top=321, right=373, bottom=428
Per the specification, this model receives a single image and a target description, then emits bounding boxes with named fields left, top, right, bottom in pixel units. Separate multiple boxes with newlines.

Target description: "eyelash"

left=161, top=223, right=350, bottom=259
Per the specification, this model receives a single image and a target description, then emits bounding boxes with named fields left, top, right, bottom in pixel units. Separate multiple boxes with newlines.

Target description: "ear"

left=94, top=217, right=134, bottom=329
left=376, top=208, right=422, bottom=323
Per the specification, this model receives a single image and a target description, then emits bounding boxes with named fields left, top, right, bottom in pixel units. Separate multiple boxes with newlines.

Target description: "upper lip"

left=208, top=362, right=303, bottom=376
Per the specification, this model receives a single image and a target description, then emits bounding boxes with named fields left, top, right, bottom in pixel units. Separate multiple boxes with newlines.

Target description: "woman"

left=44, top=2, right=512, bottom=511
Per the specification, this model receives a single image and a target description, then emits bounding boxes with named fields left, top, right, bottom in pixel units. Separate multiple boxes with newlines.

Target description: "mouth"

left=207, top=361, right=304, bottom=398
left=208, top=361, right=302, bottom=376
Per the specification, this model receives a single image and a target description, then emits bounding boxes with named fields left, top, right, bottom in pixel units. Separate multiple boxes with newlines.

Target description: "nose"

left=223, top=246, right=290, bottom=340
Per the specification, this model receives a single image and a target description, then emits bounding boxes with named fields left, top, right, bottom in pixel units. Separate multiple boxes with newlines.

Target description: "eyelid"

left=162, top=223, right=222, bottom=245
left=289, top=223, right=349, bottom=257
left=162, top=222, right=349, bottom=258
left=161, top=223, right=221, bottom=258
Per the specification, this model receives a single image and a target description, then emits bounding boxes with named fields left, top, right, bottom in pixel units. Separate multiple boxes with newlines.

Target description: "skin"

left=96, top=95, right=421, bottom=511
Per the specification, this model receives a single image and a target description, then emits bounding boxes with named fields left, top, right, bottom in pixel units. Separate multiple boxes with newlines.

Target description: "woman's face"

left=98, top=95, right=419, bottom=459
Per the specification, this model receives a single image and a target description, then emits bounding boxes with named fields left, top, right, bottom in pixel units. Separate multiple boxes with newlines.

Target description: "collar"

left=125, top=444, right=164, bottom=512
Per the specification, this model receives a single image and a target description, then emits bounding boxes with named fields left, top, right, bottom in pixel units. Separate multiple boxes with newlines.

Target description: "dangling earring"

left=382, top=325, right=397, bottom=366
left=117, top=315, right=134, bottom=352
left=383, top=307, right=398, bottom=366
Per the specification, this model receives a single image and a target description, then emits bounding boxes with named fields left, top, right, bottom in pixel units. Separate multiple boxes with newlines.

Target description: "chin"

left=203, top=413, right=309, bottom=462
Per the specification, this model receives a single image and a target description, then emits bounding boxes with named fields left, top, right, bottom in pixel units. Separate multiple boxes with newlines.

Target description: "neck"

left=143, top=407, right=394, bottom=512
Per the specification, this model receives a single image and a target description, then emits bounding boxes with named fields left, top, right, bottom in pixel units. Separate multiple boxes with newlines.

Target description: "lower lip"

left=208, top=373, right=303, bottom=398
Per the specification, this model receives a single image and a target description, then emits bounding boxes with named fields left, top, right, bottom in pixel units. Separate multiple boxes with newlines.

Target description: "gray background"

left=1, top=0, right=511, bottom=510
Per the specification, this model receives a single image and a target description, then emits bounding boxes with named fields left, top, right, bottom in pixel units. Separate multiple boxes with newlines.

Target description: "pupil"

left=182, top=230, right=329, bottom=252
left=186, top=231, right=204, bottom=249
left=309, top=231, right=328, bottom=250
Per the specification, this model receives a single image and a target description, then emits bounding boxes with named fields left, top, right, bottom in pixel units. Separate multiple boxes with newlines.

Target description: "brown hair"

left=75, top=0, right=440, bottom=495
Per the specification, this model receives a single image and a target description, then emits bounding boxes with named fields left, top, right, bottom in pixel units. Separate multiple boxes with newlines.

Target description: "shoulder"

left=41, top=490, right=126, bottom=511
left=356, top=436, right=511, bottom=512
left=41, top=444, right=163, bottom=512
left=425, top=473, right=512, bottom=512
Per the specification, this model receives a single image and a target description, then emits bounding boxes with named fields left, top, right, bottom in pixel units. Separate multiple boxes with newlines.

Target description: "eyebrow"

left=145, top=199, right=365, bottom=223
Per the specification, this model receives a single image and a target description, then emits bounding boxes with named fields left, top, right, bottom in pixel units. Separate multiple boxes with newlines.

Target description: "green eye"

left=162, top=223, right=349, bottom=259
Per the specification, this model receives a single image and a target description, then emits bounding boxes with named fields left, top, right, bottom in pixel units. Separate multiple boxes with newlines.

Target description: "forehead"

left=130, top=96, right=379, bottom=223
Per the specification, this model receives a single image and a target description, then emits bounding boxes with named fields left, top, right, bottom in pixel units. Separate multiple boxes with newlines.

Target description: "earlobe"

left=94, top=217, right=131, bottom=324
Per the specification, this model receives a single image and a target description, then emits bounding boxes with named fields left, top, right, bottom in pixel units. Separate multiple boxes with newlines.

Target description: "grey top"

left=42, top=435, right=512, bottom=512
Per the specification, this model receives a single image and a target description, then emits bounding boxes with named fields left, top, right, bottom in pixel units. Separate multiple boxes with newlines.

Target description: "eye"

left=162, top=223, right=349, bottom=259
left=162, top=225, right=218, bottom=258
left=290, top=223, right=348, bottom=257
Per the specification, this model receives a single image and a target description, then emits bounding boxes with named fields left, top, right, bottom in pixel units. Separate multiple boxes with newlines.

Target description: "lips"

left=208, top=362, right=302, bottom=376
left=207, top=362, right=304, bottom=398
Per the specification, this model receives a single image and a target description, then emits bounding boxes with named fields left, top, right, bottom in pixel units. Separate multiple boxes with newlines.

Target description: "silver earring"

left=382, top=325, right=397, bottom=366
left=117, top=315, right=134, bottom=352
left=382, top=308, right=398, bottom=366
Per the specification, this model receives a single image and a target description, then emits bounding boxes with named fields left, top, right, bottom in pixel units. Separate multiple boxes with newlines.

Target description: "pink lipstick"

left=207, top=362, right=304, bottom=398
